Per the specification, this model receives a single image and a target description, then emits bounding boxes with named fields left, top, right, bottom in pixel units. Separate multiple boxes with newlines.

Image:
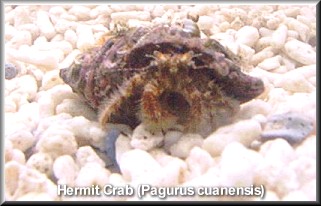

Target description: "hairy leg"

left=98, top=74, right=145, bottom=127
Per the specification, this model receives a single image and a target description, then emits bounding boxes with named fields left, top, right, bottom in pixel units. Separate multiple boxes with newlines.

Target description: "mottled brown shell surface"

left=60, top=22, right=264, bottom=136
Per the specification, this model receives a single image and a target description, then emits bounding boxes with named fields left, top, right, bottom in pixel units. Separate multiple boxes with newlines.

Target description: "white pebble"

left=258, top=55, right=281, bottom=71
left=76, top=25, right=95, bottom=51
left=286, top=17, right=310, bottom=42
left=58, top=49, right=82, bottom=69
left=7, top=130, right=36, bottom=152
left=75, top=162, right=110, bottom=187
left=65, top=116, right=106, bottom=146
left=235, top=26, right=260, bottom=47
left=34, top=40, right=73, bottom=56
left=26, top=152, right=53, bottom=177
left=111, top=11, right=151, bottom=23
left=282, top=191, right=310, bottom=201
left=197, top=16, right=214, bottom=30
left=11, top=149, right=26, bottom=165
left=220, top=142, right=263, bottom=187
left=55, top=19, right=77, bottom=34
left=5, top=96, right=17, bottom=113
left=36, top=11, right=56, bottom=40
left=8, top=30, right=32, bottom=48
left=236, top=99, right=272, bottom=120
left=130, top=124, right=164, bottom=151
left=68, top=6, right=91, bottom=21
left=119, top=149, right=162, bottom=183
left=40, top=69, right=64, bottom=91
left=36, top=125, right=78, bottom=158
left=284, top=39, right=316, bottom=65
left=7, top=46, right=59, bottom=71
left=16, top=192, right=56, bottom=201
left=90, top=5, right=112, bottom=19
left=55, top=98, right=97, bottom=121
left=203, top=119, right=261, bottom=156
left=115, top=134, right=132, bottom=165
left=64, top=29, right=77, bottom=49
left=274, top=71, right=315, bottom=93
left=271, top=24, right=288, bottom=49
left=251, top=46, right=274, bottom=65
left=53, top=155, right=78, bottom=186
left=76, top=146, right=106, bottom=168
left=49, top=6, right=67, bottom=16
left=5, top=161, right=57, bottom=201
left=13, top=6, right=32, bottom=27
left=10, top=74, right=38, bottom=101
left=169, top=133, right=204, bottom=159
left=185, top=147, right=213, bottom=180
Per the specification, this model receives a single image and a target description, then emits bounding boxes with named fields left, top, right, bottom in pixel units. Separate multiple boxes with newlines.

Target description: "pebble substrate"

left=4, top=4, right=316, bottom=201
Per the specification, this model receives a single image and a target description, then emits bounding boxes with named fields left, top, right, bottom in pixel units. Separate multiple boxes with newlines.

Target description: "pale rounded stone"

left=119, top=149, right=162, bottom=183
left=185, top=147, right=213, bottom=180
left=76, top=146, right=106, bottom=168
left=197, top=16, right=214, bottom=30
left=36, top=11, right=56, bottom=40
left=5, top=96, right=17, bottom=113
left=274, top=71, right=315, bottom=93
left=55, top=19, right=77, bottom=34
left=8, top=30, right=32, bottom=48
left=259, top=139, right=296, bottom=163
left=115, top=134, right=132, bottom=167
left=266, top=17, right=282, bottom=30
left=7, top=130, right=36, bottom=152
left=64, top=29, right=77, bottom=48
left=127, top=19, right=152, bottom=28
left=36, top=125, right=78, bottom=158
left=251, top=46, right=274, bottom=65
left=286, top=17, right=310, bottom=42
left=203, top=119, right=262, bottom=156
left=63, top=119, right=106, bottom=154
left=258, top=55, right=282, bottom=71
left=90, top=5, right=112, bottom=19
left=235, top=26, right=260, bottom=47
left=7, top=46, right=59, bottom=71
left=10, top=74, right=38, bottom=101
left=5, top=161, right=57, bottom=201
left=259, top=27, right=273, bottom=37
left=16, top=192, right=56, bottom=201
left=111, top=11, right=151, bottom=23
left=219, top=142, right=263, bottom=187
left=51, top=34, right=64, bottom=42
left=295, top=135, right=316, bottom=159
left=290, top=156, right=315, bottom=186
left=53, top=155, right=78, bottom=186
left=169, top=133, right=204, bottom=159
left=301, top=180, right=316, bottom=201
left=236, top=99, right=272, bottom=120
left=271, top=24, right=288, bottom=49
left=55, top=98, right=97, bottom=121
left=13, top=6, right=32, bottom=27
left=58, top=49, right=82, bottom=69
left=11, top=149, right=26, bottom=165
left=40, top=69, right=64, bottom=91
left=76, top=25, right=95, bottom=51
left=284, top=39, right=316, bottom=65
left=33, top=40, right=73, bottom=56
left=75, top=162, right=110, bottom=187
left=26, top=152, right=53, bottom=177
left=68, top=6, right=91, bottom=21
left=282, top=191, right=310, bottom=201
left=130, top=124, right=164, bottom=151
left=49, top=6, right=67, bottom=16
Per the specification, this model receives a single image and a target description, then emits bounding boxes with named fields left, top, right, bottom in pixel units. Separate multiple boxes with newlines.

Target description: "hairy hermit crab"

left=60, top=19, right=264, bottom=137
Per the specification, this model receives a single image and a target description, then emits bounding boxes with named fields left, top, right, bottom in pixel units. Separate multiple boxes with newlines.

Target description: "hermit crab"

left=60, top=19, right=264, bottom=137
